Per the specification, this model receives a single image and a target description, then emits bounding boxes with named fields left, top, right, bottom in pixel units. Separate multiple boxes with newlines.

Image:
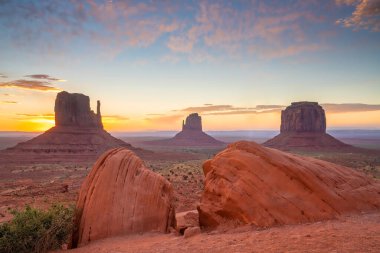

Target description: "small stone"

left=176, top=210, right=199, bottom=234
left=183, top=226, right=201, bottom=238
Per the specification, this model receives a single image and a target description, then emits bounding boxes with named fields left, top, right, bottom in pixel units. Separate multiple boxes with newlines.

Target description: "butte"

left=146, top=113, right=225, bottom=147
left=1, top=91, right=147, bottom=163
left=264, top=102, right=350, bottom=150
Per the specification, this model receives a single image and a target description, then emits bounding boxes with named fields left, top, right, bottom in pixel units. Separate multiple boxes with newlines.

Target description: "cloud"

left=146, top=113, right=165, bottom=116
left=336, top=0, right=380, bottom=31
left=0, top=74, right=8, bottom=78
left=0, top=100, right=17, bottom=104
left=144, top=114, right=184, bottom=125
left=252, top=44, right=323, bottom=60
left=5, top=1, right=376, bottom=63
left=180, top=104, right=285, bottom=113
left=180, top=105, right=243, bottom=113
left=254, top=105, right=286, bottom=110
left=16, top=113, right=54, bottom=118
left=167, top=36, right=195, bottom=53
left=176, top=104, right=284, bottom=116
left=12, top=114, right=54, bottom=123
left=146, top=103, right=380, bottom=122
left=160, top=54, right=181, bottom=64
left=0, top=80, right=60, bottom=91
left=321, top=103, right=380, bottom=113
left=204, top=109, right=282, bottom=116
left=102, top=115, right=129, bottom=122
left=166, top=1, right=326, bottom=61
left=0, top=1, right=331, bottom=61
left=24, top=74, right=66, bottom=82
left=0, top=1, right=180, bottom=58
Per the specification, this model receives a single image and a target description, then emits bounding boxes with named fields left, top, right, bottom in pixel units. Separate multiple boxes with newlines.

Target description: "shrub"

left=0, top=204, right=74, bottom=253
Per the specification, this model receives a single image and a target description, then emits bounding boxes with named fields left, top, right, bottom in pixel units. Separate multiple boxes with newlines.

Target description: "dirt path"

left=61, top=212, right=380, bottom=253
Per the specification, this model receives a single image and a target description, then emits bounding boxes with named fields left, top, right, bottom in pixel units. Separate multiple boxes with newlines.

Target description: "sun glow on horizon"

left=1, top=110, right=380, bottom=132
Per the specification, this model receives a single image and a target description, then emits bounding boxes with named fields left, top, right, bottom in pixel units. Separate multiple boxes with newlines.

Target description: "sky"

left=0, top=0, right=380, bottom=132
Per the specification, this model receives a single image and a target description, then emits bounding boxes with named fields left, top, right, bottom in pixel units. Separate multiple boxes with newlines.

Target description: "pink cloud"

left=336, top=0, right=380, bottom=31
left=0, top=80, right=60, bottom=92
left=166, top=1, right=326, bottom=61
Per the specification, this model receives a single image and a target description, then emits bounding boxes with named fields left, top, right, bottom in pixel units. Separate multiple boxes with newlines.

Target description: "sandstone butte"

left=264, top=102, right=349, bottom=149
left=1, top=91, right=148, bottom=162
left=146, top=113, right=225, bottom=147
left=198, top=141, right=380, bottom=228
left=71, top=148, right=176, bottom=248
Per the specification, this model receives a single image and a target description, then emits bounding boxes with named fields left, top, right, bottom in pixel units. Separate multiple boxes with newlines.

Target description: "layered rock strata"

left=72, top=148, right=176, bottom=247
left=198, top=141, right=380, bottom=228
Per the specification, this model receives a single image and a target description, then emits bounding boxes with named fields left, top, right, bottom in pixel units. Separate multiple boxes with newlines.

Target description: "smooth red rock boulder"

left=72, top=148, right=176, bottom=247
left=198, top=141, right=380, bottom=228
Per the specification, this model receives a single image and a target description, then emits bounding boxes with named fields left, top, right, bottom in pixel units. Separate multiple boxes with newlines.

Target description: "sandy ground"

left=0, top=155, right=207, bottom=222
left=1, top=138, right=380, bottom=252
left=58, top=212, right=380, bottom=253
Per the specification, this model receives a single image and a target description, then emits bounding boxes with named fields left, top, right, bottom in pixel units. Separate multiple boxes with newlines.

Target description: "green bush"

left=0, top=204, right=74, bottom=253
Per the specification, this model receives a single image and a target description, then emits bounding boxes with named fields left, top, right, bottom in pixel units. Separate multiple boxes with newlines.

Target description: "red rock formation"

left=182, top=113, right=202, bottom=131
left=72, top=148, right=176, bottom=247
left=55, top=91, right=103, bottom=128
left=2, top=91, right=148, bottom=162
left=264, top=102, right=349, bottom=149
left=198, top=141, right=380, bottom=228
left=176, top=210, right=199, bottom=234
left=280, top=102, right=325, bottom=133
left=146, top=113, right=224, bottom=147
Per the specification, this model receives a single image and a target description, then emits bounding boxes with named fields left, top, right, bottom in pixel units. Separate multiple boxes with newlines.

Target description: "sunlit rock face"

left=280, top=102, right=326, bottom=133
left=72, top=148, right=176, bottom=247
left=55, top=91, right=103, bottom=128
left=198, top=141, right=380, bottom=229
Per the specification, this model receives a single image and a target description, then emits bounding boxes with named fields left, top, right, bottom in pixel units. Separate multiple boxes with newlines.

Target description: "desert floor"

left=56, top=212, right=380, bottom=253
left=1, top=136, right=380, bottom=252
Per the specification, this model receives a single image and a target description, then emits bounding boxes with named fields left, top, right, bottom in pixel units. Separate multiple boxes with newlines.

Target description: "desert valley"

left=1, top=1, right=380, bottom=252
left=0, top=91, right=379, bottom=252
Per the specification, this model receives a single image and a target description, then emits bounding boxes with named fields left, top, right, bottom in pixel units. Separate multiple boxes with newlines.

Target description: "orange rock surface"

left=198, top=141, right=380, bottom=228
left=72, top=148, right=176, bottom=247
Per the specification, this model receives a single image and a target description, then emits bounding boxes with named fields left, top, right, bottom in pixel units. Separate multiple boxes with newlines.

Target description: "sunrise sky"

left=0, top=0, right=380, bottom=132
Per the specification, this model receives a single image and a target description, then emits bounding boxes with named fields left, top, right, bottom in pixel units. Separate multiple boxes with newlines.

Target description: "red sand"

left=57, top=211, right=380, bottom=253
